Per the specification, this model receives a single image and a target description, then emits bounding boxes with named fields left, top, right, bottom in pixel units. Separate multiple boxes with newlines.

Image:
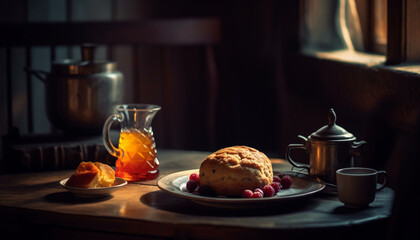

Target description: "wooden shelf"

left=1, top=131, right=119, bottom=173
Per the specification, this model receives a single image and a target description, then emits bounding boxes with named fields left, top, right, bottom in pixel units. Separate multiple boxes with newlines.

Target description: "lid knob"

left=328, top=108, right=336, bottom=126
left=309, top=108, right=355, bottom=141
left=81, top=44, right=96, bottom=62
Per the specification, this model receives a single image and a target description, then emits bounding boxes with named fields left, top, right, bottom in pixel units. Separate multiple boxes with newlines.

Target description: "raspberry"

left=270, top=182, right=281, bottom=193
left=263, top=185, right=275, bottom=197
left=278, top=172, right=286, bottom=178
left=273, top=176, right=281, bottom=183
left=254, top=188, right=263, bottom=196
left=189, top=173, right=200, bottom=182
left=186, top=180, right=198, bottom=192
left=251, top=191, right=263, bottom=198
left=242, top=189, right=253, bottom=198
left=198, top=185, right=216, bottom=197
left=280, top=175, right=293, bottom=189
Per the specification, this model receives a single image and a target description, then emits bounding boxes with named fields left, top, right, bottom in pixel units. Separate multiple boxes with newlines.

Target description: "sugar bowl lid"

left=309, top=108, right=355, bottom=141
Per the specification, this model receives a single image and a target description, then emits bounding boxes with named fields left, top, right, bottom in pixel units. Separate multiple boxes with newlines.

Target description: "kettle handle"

left=24, top=67, right=48, bottom=83
left=285, top=135, right=310, bottom=173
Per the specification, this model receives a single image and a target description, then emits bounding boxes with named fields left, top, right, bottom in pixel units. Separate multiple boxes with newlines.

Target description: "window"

left=301, top=0, right=420, bottom=67
left=371, top=0, right=387, bottom=54
left=387, top=0, right=420, bottom=64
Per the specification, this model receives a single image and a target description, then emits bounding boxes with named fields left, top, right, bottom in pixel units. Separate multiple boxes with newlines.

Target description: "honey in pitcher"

left=115, top=128, right=159, bottom=181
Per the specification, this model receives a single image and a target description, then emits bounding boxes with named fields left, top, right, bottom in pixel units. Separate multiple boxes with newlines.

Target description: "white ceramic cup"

left=336, top=167, right=388, bottom=208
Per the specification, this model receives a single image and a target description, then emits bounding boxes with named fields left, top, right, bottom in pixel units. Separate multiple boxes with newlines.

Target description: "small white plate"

left=158, top=169, right=325, bottom=208
left=60, top=177, right=127, bottom=198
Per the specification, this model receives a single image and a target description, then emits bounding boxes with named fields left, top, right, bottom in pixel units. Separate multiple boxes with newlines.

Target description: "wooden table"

left=0, top=149, right=394, bottom=240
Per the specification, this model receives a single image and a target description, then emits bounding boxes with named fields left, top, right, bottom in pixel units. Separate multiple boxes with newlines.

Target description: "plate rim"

left=157, top=169, right=325, bottom=205
left=60, top=177, right=128, bottom=192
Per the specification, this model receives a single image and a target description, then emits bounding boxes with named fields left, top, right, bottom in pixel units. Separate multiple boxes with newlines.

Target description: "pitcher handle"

left=286, top=135, right=310, bottom=173
left=102, top=113, right=124, bottom=158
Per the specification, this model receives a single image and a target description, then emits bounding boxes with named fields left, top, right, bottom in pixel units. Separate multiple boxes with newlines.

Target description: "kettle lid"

left=309, top=108, right=355, bottom=141
left=51, top=44, right=116, bottom=75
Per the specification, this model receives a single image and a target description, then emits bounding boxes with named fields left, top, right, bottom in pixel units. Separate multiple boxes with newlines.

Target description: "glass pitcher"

left=103, top=104, right=161, bottom=182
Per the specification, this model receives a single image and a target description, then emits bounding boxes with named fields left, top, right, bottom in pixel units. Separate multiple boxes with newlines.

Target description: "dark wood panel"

left=0, top=19, right=220, bottom=46
left=406, top=0, right=420, bottom=62
left=386, top=0, right=406, bottom=64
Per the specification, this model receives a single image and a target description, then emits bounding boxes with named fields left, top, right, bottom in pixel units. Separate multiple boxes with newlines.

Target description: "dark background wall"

left=0, top=0, right=280, bottom=156
left=147, top=0, right=279, bottom=154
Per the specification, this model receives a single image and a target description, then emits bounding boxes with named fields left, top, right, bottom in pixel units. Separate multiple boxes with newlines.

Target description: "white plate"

left=157, top=169, right=325, bottom=208
left=60, top=177, right=127, bottom=198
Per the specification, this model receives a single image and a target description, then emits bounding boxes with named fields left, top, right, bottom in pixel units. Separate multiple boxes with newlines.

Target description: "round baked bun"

left=199, top=146, right=273, bottom=196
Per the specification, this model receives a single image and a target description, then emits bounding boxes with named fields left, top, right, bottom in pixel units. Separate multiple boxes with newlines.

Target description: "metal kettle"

left=26, top=44, right=124, bottom=135
left=286, top=108, right=367, bottom=184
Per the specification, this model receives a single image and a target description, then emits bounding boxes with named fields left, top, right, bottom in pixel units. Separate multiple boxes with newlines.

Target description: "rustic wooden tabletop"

left=0, top=149, right=394, bottom=240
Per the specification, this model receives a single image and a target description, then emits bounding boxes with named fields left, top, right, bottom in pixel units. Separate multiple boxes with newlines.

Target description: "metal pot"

left=26, top=44, right=124, bottom=135
left=286, top=108, right=367, bottom=184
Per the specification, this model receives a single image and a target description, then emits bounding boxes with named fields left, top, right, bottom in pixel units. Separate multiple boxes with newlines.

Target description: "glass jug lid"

left=309, top=108, right=355, bottom=141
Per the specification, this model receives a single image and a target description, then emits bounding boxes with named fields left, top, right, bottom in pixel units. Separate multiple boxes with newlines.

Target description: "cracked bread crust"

left=199, top=146, right=273, bottom=196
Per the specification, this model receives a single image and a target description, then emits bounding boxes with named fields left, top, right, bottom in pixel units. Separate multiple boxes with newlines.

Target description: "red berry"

left=242, top=189, right=253, bottom=198
left=278, top=172, right=286, bottom=178
left=186, top=180, right=198, bottom=192
left=281, top=175, right=293, bottom=189
left=273, top=176, right=281, bottom=183
left=189, top=173, right=200, bottom=182
left=270, top=182, right=281, bottom=193
left=263, top=185, right=275, bottom=197
left=254, top=188, right=263, bottom=195
left=251, top=192, right=263, bottom=198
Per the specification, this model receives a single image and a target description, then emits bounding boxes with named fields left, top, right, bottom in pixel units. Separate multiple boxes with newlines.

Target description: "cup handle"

left=102, top=113, right=124, bottom=158
left=376, top=170, right=388, bottom=191
left=285, top=135, right=310, bottom=173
